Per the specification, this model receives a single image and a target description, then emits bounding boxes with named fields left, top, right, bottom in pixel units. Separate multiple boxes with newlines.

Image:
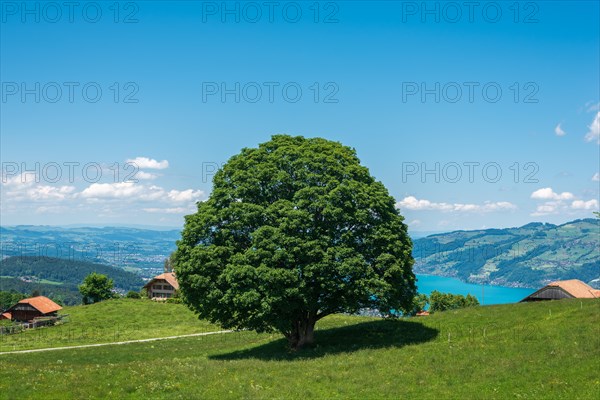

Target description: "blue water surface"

left=416, top=274, right=535, bottom=305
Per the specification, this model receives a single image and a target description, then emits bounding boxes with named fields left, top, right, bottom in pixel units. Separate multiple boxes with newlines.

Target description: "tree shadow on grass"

left=210, top=319, right=439, bottom=361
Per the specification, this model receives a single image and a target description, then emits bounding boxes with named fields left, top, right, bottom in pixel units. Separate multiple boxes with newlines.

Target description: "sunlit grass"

left=0, top=299, right=598, bottom=399
left=0, top=299, right=220, bottom=352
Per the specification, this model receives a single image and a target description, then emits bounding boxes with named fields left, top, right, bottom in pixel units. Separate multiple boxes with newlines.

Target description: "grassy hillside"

left=0, top=299, right=219, bottom=352
left=0, top=298, right=598, bottom=399
left=413, top=218, right=599, bottom=288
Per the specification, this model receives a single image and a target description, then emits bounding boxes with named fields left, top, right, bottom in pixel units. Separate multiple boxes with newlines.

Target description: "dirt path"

left=0, top=329, right=234, bottom=355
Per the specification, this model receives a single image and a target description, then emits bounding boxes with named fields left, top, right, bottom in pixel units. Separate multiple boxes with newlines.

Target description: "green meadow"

left=0, top=299, right=219, bottom=352
left=0, top=298, right=598, bottom=399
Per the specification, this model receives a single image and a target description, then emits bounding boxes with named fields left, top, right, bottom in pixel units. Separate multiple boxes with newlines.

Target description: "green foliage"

left=0, top=319, right=14, bottom=327
left=166, top=297, right=182, bottom=304
left=406, top=293, right=429, bottom=316
left=0, top=256, right=144, bottom=306
left=0, top=277, right=81, bottom=306
left=0, top=256, right=144, bottom=292
left=0, top=290, right=26, bottom=311
left=79, top=273, right=114, bottom=305
left=175, top=135, right=415, bottom=348
left=164, top=253, right=174, bottom=272
left=0, top=289, right=65, bottom=311
left=125, top=290, right=141, bottom=299
left=428, top=290, right=479, bottom=313
left=51, top=296, right=64, bottom=306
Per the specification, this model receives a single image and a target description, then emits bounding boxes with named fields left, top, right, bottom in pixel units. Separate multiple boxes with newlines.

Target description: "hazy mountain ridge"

left=0, top=226, right=181, bottom=278
left=1, top=221, right=598, bottom=290
left=412, top=218, right=600, bottom=288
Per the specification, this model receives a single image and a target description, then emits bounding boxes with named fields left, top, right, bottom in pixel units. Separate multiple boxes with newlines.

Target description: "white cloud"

left=585, top=101, right=600, bottom=112
left=530, top=186, right=599, bottom=215
left=529, top=188, right=577, bottom=216
left=167, top=189, right=204, bottom=203
left=80, top=182, right=149, bottom=199
left=396, top=196, right=516, bottom=213
left=2, top=176, right=75, bottom=202
left=143, top=207, right=193, bottom=214
left=1, top=172, right=38, bottom=187
left=585, top=112, right=600, bottom=144
left=554, top=123, right=566, bottom=136
left=571, top=199, right=599, bottom=210
left=480, top=201, right=518, bottom=211
left=79, top=182, right=205, bottom=205
left=397, top=196, right=453, bottom=211
left=126, top=157, right=169, bottom=170
left=531, top=202, right=561, bottom=216
left=136, top=171, right=159, bottom=180
left=530, top=187, right=574, bottom=201
left=26, top=185, right=75, bottom=200
left=593, top=173, right=600, bottom=182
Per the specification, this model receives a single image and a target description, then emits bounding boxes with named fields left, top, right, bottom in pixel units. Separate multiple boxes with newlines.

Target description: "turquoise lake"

left=415, top=274, right=535, bottom=305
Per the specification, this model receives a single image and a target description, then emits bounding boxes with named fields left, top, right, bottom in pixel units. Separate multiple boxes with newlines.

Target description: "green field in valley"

left=0, top=298, right=598, bottom=399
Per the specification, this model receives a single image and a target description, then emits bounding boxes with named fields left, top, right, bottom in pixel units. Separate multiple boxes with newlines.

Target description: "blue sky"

left=1, top=1, right=598, bottom=231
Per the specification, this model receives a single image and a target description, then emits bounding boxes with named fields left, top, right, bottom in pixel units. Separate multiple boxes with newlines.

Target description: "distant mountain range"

left=412, top=218, right=599, bottom=289
left=0, top=226, right=181, bottom=278
left=1, top=219, right=598, bottom=290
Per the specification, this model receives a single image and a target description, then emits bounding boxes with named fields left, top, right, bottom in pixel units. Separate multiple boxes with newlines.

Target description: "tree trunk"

left=286, top=315, right=316, bottom=350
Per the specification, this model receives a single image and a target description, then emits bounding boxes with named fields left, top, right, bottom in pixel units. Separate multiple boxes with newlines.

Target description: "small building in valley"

left=0, top=312, right=12, bottom=320
left=6, top=296, right=62, bottom=322
left=520, top=279, right=600, bottom=302
left=143, top=272, right=179, bottom=299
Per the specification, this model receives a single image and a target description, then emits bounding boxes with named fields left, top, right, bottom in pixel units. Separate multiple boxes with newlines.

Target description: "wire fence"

left=0, top=314, right=69, bottom=336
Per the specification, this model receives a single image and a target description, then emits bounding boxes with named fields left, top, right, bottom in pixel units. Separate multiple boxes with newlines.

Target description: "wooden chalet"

left=143, top=272, right=179, bottom=299
left=6, top=296, right=62, bottom=322
left=520, top=279, right=600, bottom=302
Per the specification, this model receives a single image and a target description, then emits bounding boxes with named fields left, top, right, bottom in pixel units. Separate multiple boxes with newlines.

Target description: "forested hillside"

left=412, top=218, right=599, bottom=288
left=0, top=256, right=145, bottom=305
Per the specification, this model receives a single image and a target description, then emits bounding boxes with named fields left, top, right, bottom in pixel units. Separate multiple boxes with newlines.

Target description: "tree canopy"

left=174, top=135, right=415, bottom=349
left=428, top=290, right=480, bottom=313
left=79, top=272, right=114, bottom=305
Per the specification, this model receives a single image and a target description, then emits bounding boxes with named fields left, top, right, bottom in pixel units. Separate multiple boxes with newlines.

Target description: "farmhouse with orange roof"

left=520, top=279, right=600, bottom=302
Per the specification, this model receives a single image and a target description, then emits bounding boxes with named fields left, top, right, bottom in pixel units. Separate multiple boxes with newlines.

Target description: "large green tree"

left=175, top=135, right=415, bottom=349
left=79, top=272, right=114, bottom=305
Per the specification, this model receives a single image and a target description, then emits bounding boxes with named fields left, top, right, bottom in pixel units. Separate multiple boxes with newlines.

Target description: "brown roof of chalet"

left=522, top=279, right=600, bottom=301
left=143, top=272, right=179, bottom=290
left=11, top=296, right=62, bottom=314
left=546, top=279, right=600, bottom=298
